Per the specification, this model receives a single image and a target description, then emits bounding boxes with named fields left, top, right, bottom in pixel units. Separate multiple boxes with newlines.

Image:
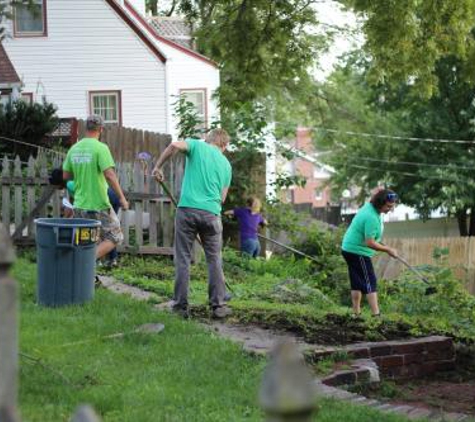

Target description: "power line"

left=349, top=156, right=475, bottom=171
left=311, top=127, right=475, bottom=145
left=278, top=139, right=475, bottom=171
left=348, top=164, right=462, bottom=182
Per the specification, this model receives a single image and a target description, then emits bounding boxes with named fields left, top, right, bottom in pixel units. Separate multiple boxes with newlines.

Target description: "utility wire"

left=349, top=156, right=475, bottom=171
left=319, top=127, right=475, bottom=144
left=348, top=164, right=462, bottom=182
left=279, top=140, right=475, bottom=171
left=307, top=126, right=475, bottom=145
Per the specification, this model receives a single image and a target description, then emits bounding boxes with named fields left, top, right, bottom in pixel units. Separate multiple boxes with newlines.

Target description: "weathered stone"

left=0, top=407, right=19, bottom=422
left=379, top=355, right=404, bottom=368
left=391, top=342, right=425, bottom=355
left=426, top=348, right=455, bottom=361
left=369, top=345, right=392, bottom=357
left=388, top=405, right=417, bottom=415
left=347, top=347, right=370, bottom=359
left=259, top=340, right=318, bottom=421
left=406, top=408, right=433, bottom=419
left=403, top=353, right=425, bottom=365
left=444, top=412, right=472, bottom=421
left=135, top=323, right=165, bottom=334
left=71, top=405, right=102, bottom=422
left=375, top=403, right=395, bottom=411
left=0, top=275, right=18, bottom=422
left=0, top=224, right=15, bottom=266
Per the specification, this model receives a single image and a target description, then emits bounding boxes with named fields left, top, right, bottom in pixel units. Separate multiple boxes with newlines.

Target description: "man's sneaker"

left=212, top=306, right=233, bottom=319
left=94, top=275, right=104, bottom=289
left=172, top=304, right=190, bottom=319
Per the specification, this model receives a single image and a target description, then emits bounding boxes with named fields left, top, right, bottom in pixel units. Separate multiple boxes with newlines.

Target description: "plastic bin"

left=35, top=218, right=101, bottom=307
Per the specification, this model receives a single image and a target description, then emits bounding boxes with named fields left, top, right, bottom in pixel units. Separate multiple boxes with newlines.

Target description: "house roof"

left=105, top=0, right=167, bottom=63
left=148, top=17, right=192, bottom=49
left=0, top=43, right=21, bottom=86
left=123, top=0, right=218, bottom=69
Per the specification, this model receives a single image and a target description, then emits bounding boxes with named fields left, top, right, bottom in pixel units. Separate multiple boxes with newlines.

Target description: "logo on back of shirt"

left=71, top=152, right=93, bottom=164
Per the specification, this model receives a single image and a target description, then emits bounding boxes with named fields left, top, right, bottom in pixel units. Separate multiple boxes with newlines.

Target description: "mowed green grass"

left=13, top=258, right=419, bottom=422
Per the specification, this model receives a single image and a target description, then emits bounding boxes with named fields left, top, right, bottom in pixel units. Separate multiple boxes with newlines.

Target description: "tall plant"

left=0, top=100, right=59, bottom=158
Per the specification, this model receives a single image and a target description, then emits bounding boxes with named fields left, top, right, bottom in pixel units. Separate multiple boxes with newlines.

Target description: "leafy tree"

left=147, top=0, right=329, bottom=115
left=342, top=0, right=475, bottom=97
left=172, top=96, right=205, bottom=139
left=0, top=100, right=59, bottom=159
left=313, top=53, right=475, bottom=235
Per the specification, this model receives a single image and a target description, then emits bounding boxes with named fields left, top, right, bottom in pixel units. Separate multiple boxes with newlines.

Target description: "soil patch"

left=399, top=381, right=475, bottom=414
left=357, top=349, right=475, bottom=417
left=362, top=377, right=475, bottom=416
left=198, top=309, right=417, bottom=345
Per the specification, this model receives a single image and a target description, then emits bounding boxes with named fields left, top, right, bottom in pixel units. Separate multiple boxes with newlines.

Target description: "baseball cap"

left=86, top=114, right=104, bottom=129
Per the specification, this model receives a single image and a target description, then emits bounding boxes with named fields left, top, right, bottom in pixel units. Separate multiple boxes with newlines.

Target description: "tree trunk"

left=457, top=208, right=468, bottom=237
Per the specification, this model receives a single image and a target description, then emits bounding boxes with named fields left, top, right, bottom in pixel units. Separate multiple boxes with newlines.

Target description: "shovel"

left=394, top=255, right=437, bottom=295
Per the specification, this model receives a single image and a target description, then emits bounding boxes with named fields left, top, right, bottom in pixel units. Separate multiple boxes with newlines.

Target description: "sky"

left=312, top=1, right=362, bottom=80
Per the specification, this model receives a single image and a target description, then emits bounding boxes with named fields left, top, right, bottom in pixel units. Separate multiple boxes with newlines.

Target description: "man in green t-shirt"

left=63, top=115, right=129, bottom=259
left=341, top=189, right=399, bottom=317
left=152, top=129, right=232, bottom=319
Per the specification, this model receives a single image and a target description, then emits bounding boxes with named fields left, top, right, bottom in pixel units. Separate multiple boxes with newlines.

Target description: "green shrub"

left=0, top=100, right=59, bottom=158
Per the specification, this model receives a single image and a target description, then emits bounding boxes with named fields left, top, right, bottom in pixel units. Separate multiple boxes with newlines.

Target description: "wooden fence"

left=375, top=237, right=475, bottom=293
left=77, top=121, right=171, bottom=163
left=0, top=153, right=183, bottom=254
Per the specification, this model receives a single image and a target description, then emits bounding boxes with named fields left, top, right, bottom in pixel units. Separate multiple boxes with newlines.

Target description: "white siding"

left=3, top=0, right=167, bottom=133
left=156, top=42, right=220, bottom=140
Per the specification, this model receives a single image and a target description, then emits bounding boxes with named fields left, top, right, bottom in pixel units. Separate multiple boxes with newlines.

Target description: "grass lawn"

left=14, top=257, right=421, bottom=421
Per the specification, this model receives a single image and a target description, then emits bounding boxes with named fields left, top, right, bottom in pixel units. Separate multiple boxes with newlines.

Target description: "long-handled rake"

left=257, top=233, right=320, bottom=264
left=394, top=255, right=437, bottom=295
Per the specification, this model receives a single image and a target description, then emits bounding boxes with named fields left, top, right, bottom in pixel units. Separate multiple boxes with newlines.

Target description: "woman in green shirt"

left=341, top=189, right=399, bottom=317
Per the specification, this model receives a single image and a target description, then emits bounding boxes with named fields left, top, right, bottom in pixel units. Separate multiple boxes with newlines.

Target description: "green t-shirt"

left=62, top=137, right=115, bottom=211
left=342, top=202, right=383, bottom=257
left=178, top=138, right=232, bottom=215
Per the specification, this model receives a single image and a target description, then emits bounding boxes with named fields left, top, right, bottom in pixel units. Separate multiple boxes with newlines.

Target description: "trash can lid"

left=34, top=218, right=101, bottom=228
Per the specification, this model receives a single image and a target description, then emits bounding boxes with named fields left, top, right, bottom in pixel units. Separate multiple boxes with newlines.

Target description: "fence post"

left=0, top=223, right=19, bottom=422
left=2, top=156, right=11, bottom=230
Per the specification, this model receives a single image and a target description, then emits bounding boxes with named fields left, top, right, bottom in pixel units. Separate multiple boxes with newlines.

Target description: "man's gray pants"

left=174, top=207, right=225, bottom=309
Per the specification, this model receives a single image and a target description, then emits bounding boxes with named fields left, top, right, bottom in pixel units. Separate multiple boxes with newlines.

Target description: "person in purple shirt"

left=225, top=197, right=267, bottom=258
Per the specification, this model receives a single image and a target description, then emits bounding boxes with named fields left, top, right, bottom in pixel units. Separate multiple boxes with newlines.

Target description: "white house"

left=1, top=0, right=220, bottom=138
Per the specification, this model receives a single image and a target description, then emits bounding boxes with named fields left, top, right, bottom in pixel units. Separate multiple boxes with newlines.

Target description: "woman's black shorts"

left=342, top=250, right=377, bottom=294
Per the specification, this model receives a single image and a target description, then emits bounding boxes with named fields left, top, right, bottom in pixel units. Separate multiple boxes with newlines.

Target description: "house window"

left=14, top=0, right=47, bottom=37
left=21, top=93, right=33, bottom=104
left=180, top=89, right=207, bottom=129
left=0, top=89, right=13, bottom=107
left=315, top=189, right=323, bottom=201
left=89, top=91, right=122, bottom=126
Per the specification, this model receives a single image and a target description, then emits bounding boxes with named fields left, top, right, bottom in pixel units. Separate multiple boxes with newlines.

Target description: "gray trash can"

left=35, top=218, right=101, bottom=307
